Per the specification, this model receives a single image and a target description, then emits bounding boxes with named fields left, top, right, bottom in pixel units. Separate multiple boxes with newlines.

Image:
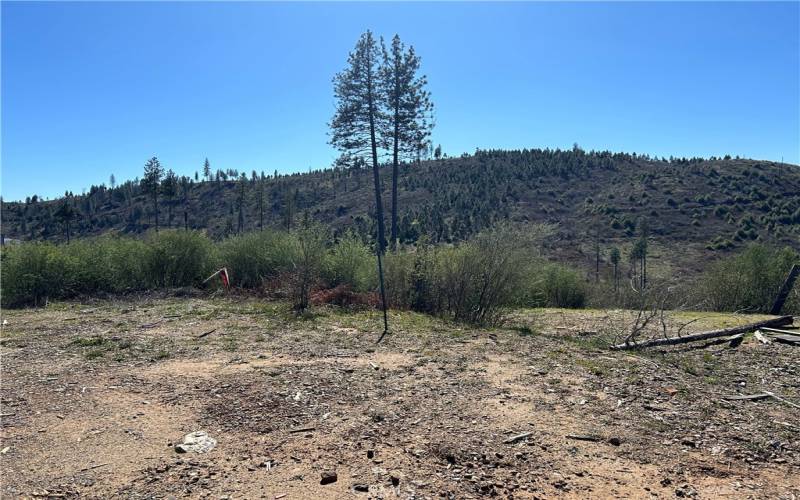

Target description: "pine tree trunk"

left=595, top=243, right=600, bottom=283
left=643, top=252, right=647, bottom=290
left=153, top=193, right=159, bottom=232
left=390, top=102, right=400, bottom=251
left=366, top=57, right=389, bottom=337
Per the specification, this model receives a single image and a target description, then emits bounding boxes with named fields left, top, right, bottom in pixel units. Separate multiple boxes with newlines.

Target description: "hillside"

left=2, top=148, right=799, bottom=274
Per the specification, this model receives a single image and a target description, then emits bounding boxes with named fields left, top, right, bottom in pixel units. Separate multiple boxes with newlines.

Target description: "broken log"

left=770, top=264, right=799, bottom=315
left=769, top=335, right=800, bottom=346
left=610, top=315, right=793, bottom=350
left=728, top=332, right=745, bottom=348
left=754, top=330, right=772, bottom=344
left=759, top=327, right=800, bottom=337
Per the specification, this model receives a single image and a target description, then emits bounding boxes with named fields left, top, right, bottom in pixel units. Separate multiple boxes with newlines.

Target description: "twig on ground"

left=195, top=328, right=217, bottom=339
left=79, top=463, right=110, bottom=472
left=140, top=320, right=164, bottom=329
left=288, top=427, right=316, bottom=434
left=722, top=392, right=800, bottom=410
left=566, top=434, right=602, bottom=442
left=504, top=432, right=533, bottom=444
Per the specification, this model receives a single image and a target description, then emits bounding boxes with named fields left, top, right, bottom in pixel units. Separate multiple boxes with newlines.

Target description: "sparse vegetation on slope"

left=3, top=149, right=798, bottom=277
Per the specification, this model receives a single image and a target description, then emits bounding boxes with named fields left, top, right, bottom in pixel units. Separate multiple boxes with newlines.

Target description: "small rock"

left=353, top=484, right=369, bottom=492
left=174, top=431, right=217, bottom=453
left=366, top=450, right=375, bottom=459
left=390, top=474, right=400, bottom=487
left=321, top=471, right=338, bottom=485
left=608, top=437, right=621, bottom=446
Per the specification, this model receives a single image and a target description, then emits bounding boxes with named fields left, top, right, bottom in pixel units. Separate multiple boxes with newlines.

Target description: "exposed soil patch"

left=1, top=298, right=798, bottom=498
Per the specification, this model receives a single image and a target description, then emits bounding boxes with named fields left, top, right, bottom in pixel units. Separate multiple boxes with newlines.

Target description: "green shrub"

left=386, top=225, right=549, bottom=324
left=1, top=222, right=563, bottom=319
left=218, top=230, right=295, bottom=288
left=1, top=242, right=69, bottom=307
left=436, top=226, right=540, bottom=325
left=61, top=237, right=119, bottom=295
left=700, top=244, right=799, bottom=314
left=384, top=247, right=442, bottom=313
left=143, top=230, right=215, bottom=288
left=540, top=264, right=587, bottom=308
left=285, top=224, right=327, bottom=311
left=104, top=237, right=149, bottom=291
left=323, top=232, right=375, bottom=292
left=383, top=251, right=415, bottom=309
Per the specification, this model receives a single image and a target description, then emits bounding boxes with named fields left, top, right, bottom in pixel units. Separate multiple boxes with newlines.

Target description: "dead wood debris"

left=140, top=320, right=165, bottom=329
left=565, top=434, right=602, bottom=442
left=610, top=315, right=794, bottom=350
left=503, top=432, right=533, bottom=444
left=723, top=392, right=800, bottom=410
left=195, top=328, right=217, bottom=339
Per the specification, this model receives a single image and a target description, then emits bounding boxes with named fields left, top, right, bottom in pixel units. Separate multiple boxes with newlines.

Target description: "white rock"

left=175, top=430, right=217, bottom=453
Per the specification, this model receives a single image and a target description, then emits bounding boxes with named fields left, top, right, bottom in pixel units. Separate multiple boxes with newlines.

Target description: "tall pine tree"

left=142, top=157, right=163, bottom=231
left=203, top=158, right=211, bottom=181
left=162, top=169, right=178, bottom=228
left=381, top=35, right=433, bottom=250
left=330, top=30, right=389, bottom=337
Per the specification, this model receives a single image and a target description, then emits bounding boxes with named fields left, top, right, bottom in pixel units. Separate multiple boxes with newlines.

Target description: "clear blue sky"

left=2, top=1, right=798, bottom=201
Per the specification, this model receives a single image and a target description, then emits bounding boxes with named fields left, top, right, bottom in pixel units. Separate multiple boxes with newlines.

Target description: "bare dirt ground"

left=1, top=296, right=798, bottom=499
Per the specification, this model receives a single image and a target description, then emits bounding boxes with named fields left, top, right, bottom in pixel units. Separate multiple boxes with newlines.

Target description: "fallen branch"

left=722, top=393, right=771, bottom=402
left=610, top=316, right=793, bottom=350
left=565, top=434, right=602, bottom=442
left=504, top=432, right=533, bottom=444
left=722, top=392, right=800, bottom=410
left=764, top=392, right=800, bottom=410
left=288, top=427, right=316, bottom=434
left=140, top=320, right=164, bottom=329
left=79, top=463, right=110, bottom=472
left=195, top=328, right=217, bottom=339
left=685, top=332, right=745, bottom=351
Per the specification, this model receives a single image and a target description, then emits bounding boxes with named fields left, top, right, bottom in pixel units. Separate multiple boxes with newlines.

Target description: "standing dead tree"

left=770, top=263, right=799, bottom=315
